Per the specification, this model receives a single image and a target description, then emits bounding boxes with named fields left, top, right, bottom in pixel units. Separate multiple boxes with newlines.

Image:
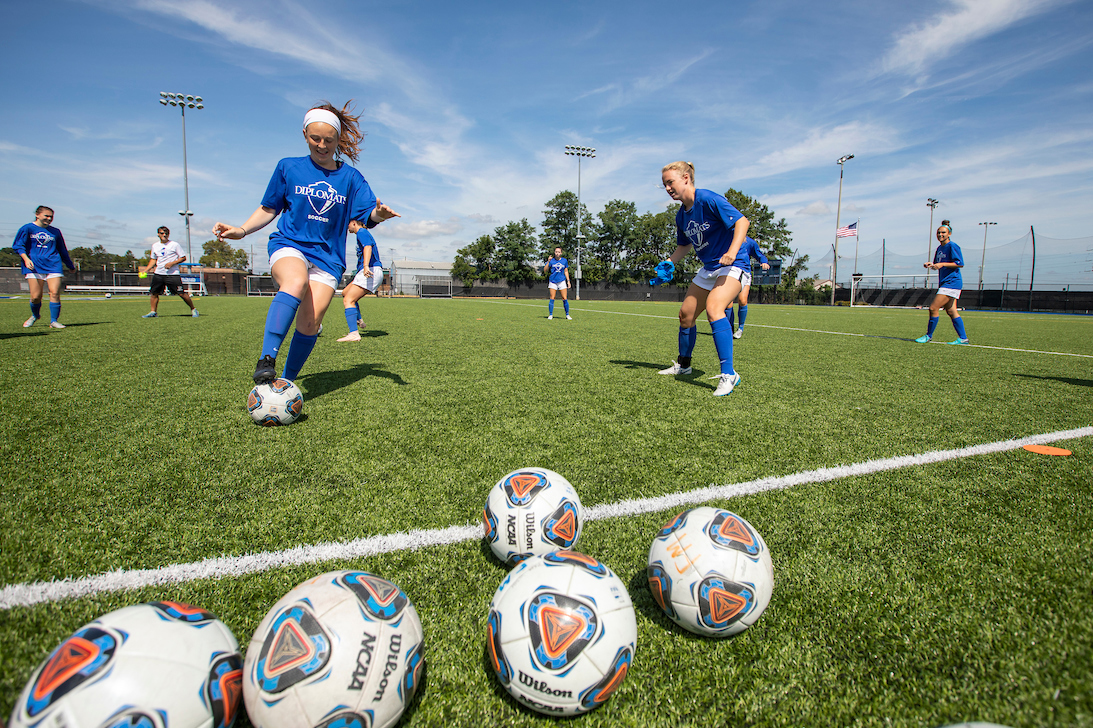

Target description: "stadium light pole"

left=831, top=154, right=854, bottom=305
left=925, top=198, right=939, bottom=288
left=977, top=221, right=997, bottom=292
left=565, top=145, right=595, bottom=300
left=159, top=92, right=204, bottom=268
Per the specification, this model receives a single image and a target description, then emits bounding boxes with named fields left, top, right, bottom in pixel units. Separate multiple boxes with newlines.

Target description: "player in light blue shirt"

left=915, top=221, right=970, bottom=345
left=655, top=162, right=750, bottom=396
left=725, top=238, right=770, bottom=339
left=12, top=205, right=75, bottom=329
left=543, top=247, right=572, bottom=320
left=214, top=102, right=399, bottom=385
left=337, top=222, right=385, bottom=342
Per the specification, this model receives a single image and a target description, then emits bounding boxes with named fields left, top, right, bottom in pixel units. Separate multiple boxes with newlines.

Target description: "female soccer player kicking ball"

left=543, top=247, right=572, bottom=319
left=655, top=162, right=751, bottom=397
left=915, top=221, right=969, bottom=345
left=337, top=220, right=384, bottom=342
left=213, top=102, right=399, bottom=383
left=12, top=205, right=75, bottom=329
left=725, top=238, right=770, bottom=339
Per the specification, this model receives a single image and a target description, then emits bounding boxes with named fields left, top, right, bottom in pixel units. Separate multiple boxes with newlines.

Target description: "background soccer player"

left=140, top=226, right=198, bottom=318
left=337, top=220, right=384, bottom=342
left=12, top=205, right=75, bottom=329
left=543, top=247, right=572, bottom=320
left=213, top=101, right=399, bottom=383
left=656, top=162, right=751, bottom=397
left=725, top=238, right=770, bottom=339
left=915, top=221, right=969, bottom=345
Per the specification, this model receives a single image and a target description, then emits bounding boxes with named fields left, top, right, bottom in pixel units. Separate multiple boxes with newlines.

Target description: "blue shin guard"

left=927, top=316, right=939, bottom=339
left=281, top=330, right=318, bottom=382
left=49, top=302, right=61, bottom=323
left=710, top=318, right=735, bottom=375
left=343, top=307, right=359, bottom=333
left=261, top=292, right=302, bottom=358
left=738, top=304, right=748, bottom=328
left=953, top=317, right=967, bottom=340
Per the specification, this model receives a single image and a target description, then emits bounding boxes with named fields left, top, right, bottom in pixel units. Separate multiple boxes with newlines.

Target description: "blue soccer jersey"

left=547, top=257, right=569, bottom=284
left=934, top=241, right=963, bottom=289
left=354, top=228, right=382, bottom=273
left=676, top=189, right=753, bottom=270
left=262, top=156, right=378, bottom=280
left=732, top=238, right=769, bottom=270
left=12, top=223, right=74, bottom=276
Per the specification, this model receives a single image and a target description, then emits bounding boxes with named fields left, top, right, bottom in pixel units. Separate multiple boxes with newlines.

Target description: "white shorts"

left=350, top=265, right=384, bottom=293
left=692, top=265, right=748, bottom=291
left=937, top=287, right=962, bottom=300
left=25, top=272, right=64, bottom=281
left=548, top=281, right=568, bottom=291
left=269, top=247, right=338, bottom=290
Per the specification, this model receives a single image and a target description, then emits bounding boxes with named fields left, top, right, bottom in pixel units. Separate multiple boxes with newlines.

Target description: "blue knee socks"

left=30, top=302, right=42, bottom=319
left=344, top=307, right=359, bottom=333
left=679, top=326, right=697, bottom=358
left=738, top=304, right=748, bottom=328
left=710, top=318, right=735, bottom=375
left=953, top=317, right=967, bottom=340
left=49, top=302, right=61, bottom=323
left=261, top=292, right=301, bottom=358
left=563, top=299, right=569, bottom=315
left=927, top=316, right=939, bottom=339
left=282, top=330, right=318, bottom=382
left=727, top=308, right=735, bottom=329
left=548, top=299, right=555, bottom=315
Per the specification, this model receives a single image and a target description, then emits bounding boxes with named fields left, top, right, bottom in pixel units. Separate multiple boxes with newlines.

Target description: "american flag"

left=836, top=222, right=858, bottom=238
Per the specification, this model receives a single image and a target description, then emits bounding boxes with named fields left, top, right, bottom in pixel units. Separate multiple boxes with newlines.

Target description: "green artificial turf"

left=0, top=295, right=1090, bottom=726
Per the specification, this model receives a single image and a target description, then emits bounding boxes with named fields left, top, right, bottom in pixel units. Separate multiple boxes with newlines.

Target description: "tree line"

left=450, top=189, right=816, bottom=294
left=0, top=239, right=250, bottom=271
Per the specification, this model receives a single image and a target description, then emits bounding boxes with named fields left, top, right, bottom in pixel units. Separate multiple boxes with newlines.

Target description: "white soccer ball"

left=247, top=379, right=304, bottom=426
left=104, top=292, right=112, bottom=298
left=487, top=551, right=636, bottom=717
left=482, top=468, right=583, bottom=566
left=647, top=507, right=774, bottom=638
left=243, top=571, right=425, bottom=728
left=9, top=601, right=243, bottom=728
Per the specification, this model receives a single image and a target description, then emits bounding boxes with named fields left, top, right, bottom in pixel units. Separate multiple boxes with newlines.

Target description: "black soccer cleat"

left=253, top=355, right=277, bottom=385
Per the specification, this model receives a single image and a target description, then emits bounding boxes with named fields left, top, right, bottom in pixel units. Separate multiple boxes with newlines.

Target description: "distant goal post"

left=419, top=275, right=453, bottom=298
left=850, top=274, right=928, bottom=307
left=247, top=275, right=277, bottom=296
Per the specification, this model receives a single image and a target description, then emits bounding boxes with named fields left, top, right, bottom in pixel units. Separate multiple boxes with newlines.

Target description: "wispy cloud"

left=575, top=50, right=714, bottom=114
left=380, top=218, right=463, bottom=240
left=796, top=201, right=831, bottom=216
left=737, top=122, right=902, bottom=180
left=880, top=0, right=1070, bottom=77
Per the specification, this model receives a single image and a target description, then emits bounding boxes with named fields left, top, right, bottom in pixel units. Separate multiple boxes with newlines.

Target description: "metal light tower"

left=831, top=154, right=854, bottom=305
left=564, top=145, right=595, bottom=300
left=925, top=198, right=939, bottom=287
left=977, top=221, right=997, bottom=291
left=159, top=92, right=204, bottom=267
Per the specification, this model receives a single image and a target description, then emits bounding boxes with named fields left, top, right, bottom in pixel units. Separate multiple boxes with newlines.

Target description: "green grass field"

left=1, top=294, right=1090, bottom=727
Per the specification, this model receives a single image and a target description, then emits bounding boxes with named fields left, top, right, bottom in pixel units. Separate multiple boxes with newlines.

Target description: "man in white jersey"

left=141, top=226, right=198, bottom=318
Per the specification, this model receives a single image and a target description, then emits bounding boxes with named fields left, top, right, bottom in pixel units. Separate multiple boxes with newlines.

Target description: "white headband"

left=303, top=108, right=341, bottom=135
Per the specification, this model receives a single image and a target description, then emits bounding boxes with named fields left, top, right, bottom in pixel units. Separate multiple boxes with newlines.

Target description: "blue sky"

left=1, top=0, right=1090, bottom=283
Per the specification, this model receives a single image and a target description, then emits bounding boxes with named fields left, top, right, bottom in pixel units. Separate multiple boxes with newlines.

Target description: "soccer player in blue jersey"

left=12, top=205, right=75, bottom=329
left=915, top=221, right=969, bottom=345
left=337, top=220, right=384, bottom=342
left=725, top=238, right=770, bottom=339
left=543, top=247, right=572, bottom=320
left=655, top=162, right=751, bottom=396
left=213, top=102, right=399, bottom=383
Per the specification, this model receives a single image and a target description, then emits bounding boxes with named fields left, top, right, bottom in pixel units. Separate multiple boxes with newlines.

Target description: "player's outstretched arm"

left=368, top=199, right=400, bottom=225
left=214, top=206, right=277, bottom=241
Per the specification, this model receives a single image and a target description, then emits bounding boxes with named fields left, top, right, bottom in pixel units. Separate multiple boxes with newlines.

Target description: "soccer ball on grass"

left=247, top=379, right=304, bottom=426
left=482, top=468, right=583, bottom=566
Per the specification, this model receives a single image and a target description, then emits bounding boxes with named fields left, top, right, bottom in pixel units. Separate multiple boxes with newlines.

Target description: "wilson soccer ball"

left=243, top=571, right=425, bottom=728
left=9, top=601, right=243, bottom=728
left=482, top=468, right=583, bottom=566
left=247, top=379, right=304, bottom=426
left=647, top=507, right=774, bottom=638
left=486, top=551, right=636, bottom=717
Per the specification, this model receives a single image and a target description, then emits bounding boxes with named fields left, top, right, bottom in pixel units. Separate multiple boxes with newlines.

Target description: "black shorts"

left=150, top=274, right=184, bottom=296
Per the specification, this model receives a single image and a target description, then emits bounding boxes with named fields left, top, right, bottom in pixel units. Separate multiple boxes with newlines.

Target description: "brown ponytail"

left=310, top=100, right=365, bottom=163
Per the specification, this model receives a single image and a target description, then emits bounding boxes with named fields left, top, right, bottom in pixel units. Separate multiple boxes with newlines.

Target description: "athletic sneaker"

left=357, top=319, right=364, bottom=328
left=253, top=355, right=277, bottom=384
left=948, top=338, right=969, bottom=345
left=317, top=324, right=323, bottom=335
left=733, top=328, right=743, bottom=339
left=566, top=314, right=572, bottom=320
left=141, top=311, right=157, bottom=318
left=48, top=321, right=66, bottom=329
left=658, top=361, right=692, bottom=375
left=711, top=372, right=741, bottom=397
left=191, top=309, right=200, bottom=318
left=337, top=331, right=362, bottom=342
left=22, top=315, right=38, bottom=328
left=547, top=315, right=553, bottom=320
left=914, top=335, right=931, bottom=343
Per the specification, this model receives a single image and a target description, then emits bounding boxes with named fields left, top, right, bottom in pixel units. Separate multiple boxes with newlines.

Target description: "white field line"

left=474, top=300, right=1093, bottom=358
left=2, top=426, right=1089, bottom=611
